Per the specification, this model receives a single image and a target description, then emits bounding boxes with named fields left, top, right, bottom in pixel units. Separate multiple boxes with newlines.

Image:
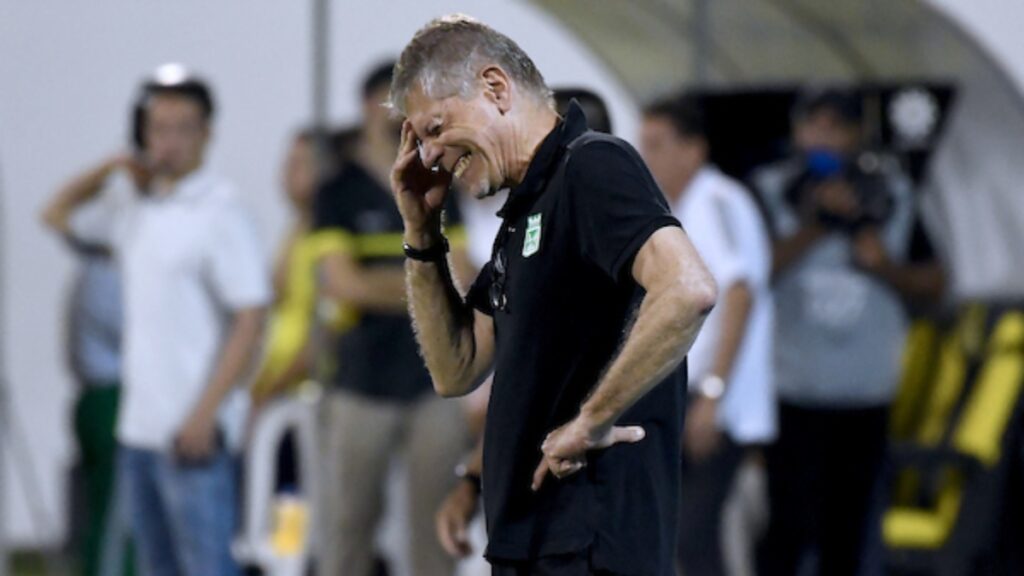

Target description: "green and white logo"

left=523, top=213, right=542, bottom=257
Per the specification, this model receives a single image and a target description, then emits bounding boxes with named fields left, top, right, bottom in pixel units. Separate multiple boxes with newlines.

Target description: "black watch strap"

left=403, top=236, right=449, bottom=262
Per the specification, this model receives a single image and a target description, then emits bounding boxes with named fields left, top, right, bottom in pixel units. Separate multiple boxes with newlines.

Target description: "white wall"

left=0, top=0, right=636, bottom=546
left=925, top=0, right=1024, bottom=96
left=919, top=0, right=1024, bottom=298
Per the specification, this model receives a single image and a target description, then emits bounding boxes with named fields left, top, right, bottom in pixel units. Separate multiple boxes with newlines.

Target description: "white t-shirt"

left=674, top=167, right=776, bottom=444
left=72, top=168, right=271, bottom=450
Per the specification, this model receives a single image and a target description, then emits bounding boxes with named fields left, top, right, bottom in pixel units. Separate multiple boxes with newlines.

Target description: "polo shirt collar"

left=499, top=100, right=589, bottom=218
left=152, top=165, right=213, bottom=202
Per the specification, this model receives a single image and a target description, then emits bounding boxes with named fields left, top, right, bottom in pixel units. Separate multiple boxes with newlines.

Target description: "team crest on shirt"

left=523, top=213, right=542, bottom=257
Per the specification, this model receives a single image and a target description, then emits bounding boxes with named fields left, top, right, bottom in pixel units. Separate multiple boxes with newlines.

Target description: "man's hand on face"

left=391, top=121, right=452, bottom=242
left=174, top=407, right=218, bottom=462
left=531, top=416, right=646, bottom=491
left=435, top=479, right=480, bottom=558
left=684, top=396, right=722, bottom=462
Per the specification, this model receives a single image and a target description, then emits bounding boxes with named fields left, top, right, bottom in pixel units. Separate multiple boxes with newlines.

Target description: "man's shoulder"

left=563, top=132, right=648, bottom=183
left=566, top=131, right=637, bottom=161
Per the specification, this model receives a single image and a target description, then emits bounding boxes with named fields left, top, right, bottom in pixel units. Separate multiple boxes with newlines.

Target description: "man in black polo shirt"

left=388, top=15, right=717, bottom=576
left=313, top=62, right=473, bottom=576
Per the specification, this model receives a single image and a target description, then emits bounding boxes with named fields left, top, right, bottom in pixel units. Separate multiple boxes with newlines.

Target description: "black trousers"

left=491, top=549, right=620, bottom=576
left=677, top=436, right=745, bottom=576
left=758, top=402, right=888, bottom=576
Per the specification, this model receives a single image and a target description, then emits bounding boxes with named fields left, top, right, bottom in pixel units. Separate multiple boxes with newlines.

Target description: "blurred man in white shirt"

left=641, top=96, right=775, bottom=576
left=44, top=66, right=270, bottom=576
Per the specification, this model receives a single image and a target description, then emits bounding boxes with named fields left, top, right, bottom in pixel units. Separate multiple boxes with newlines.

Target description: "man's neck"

left=504, top=106, right=559, bottom=187
left=152, top=160, right=203, bottom=195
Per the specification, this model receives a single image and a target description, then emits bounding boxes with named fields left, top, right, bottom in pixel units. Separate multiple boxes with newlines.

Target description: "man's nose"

left=419, top=140, right=445, bottom=170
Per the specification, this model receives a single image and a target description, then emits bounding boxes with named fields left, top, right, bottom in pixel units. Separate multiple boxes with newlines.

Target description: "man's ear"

left=481, top=66, right=512, bottom=115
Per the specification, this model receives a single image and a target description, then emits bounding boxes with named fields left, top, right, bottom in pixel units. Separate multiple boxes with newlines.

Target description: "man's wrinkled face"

left=404, top=84, right=506, bottom=199
left=793, top=109, right=860, bottom=157
left=144, top=94, right=209, bottom=178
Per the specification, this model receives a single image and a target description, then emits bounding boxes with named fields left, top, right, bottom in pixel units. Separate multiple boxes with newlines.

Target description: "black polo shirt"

left=314, top=161, right=465, bottom=402
left=467, top=102, right=686, bottom=576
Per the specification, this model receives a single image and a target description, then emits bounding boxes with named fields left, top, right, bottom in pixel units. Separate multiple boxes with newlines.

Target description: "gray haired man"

left=389, top=15, right=716, bottom=576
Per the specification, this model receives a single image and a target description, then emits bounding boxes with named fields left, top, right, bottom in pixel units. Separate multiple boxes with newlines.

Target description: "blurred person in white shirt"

left=641, top=96, right=775, bottom=576
left=44, top=65, right=270, bottom=576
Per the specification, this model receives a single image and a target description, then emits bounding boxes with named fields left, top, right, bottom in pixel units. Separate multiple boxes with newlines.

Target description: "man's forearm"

left=192, top=307, right=266, bottom=419
left=406, top=250, right=482, bottom=397
left=875, top=261, right=946, bottom=304
left=579, top=285, right=711, bottom=431
left=321, top=257, right=408, bottom=313
left=709, top=283, right=754, bottom=382
left=349, top=267, right=409, bottom=312
left=43, top=158, right=119, bottom=233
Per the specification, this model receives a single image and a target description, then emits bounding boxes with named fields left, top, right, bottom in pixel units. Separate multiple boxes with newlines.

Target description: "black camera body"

left=786, top=150, right=896, bottom=233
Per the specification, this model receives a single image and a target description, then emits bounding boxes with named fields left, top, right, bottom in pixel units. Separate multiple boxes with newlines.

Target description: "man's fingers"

left=391, top=149, right=420, bottom=195
left=531, top=459, right=550, bottom=492
left=555, top=459, right=585, bottom=478
left=533, top=456, right=589, bottom=491
left=393, top=149, right=418, bottom=177
left=425, top=185, right=449, bottom=210
left=436, top=513, right=461, bottom=558
left=400, top=121, right=415, bottom=154
left=608, top=425, right=646, bottom=447
left=454, top=523, right=471, bottom=557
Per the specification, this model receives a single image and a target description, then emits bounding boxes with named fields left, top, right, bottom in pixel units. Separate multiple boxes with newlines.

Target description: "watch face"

left=700, top=376, right=725, bottom=400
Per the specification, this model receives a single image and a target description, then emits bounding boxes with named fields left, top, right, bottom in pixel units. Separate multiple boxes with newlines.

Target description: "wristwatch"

left=455, top=462, right=482, bottom=494
left=697, top=375, right=726, bottom=401
left=403, top=236, right=449, bottom=262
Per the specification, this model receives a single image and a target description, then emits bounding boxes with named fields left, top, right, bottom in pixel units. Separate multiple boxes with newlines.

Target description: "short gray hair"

left=389, top=14, right=553, bottom=115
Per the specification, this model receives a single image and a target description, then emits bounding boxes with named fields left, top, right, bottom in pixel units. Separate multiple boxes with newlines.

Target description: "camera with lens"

left=786, top=148, right=895, bottom=233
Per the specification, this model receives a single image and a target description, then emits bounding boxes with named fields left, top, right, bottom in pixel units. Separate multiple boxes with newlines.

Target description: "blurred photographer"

left=751, top=88, right=945, bottom=576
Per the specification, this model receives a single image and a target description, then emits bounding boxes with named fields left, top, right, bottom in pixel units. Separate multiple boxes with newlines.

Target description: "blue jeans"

left=118, top=445, right=239, bottom=576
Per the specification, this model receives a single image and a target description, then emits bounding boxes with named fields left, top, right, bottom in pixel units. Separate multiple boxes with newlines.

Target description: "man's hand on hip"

left=531, top=416, right=645, bottom=491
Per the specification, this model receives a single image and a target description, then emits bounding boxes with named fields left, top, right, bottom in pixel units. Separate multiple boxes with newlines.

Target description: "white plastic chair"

left=233, top=387, right=321, bottom=576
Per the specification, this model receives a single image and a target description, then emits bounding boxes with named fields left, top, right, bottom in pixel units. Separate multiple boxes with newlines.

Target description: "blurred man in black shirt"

left=314, top=62, right=473, bottom=576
